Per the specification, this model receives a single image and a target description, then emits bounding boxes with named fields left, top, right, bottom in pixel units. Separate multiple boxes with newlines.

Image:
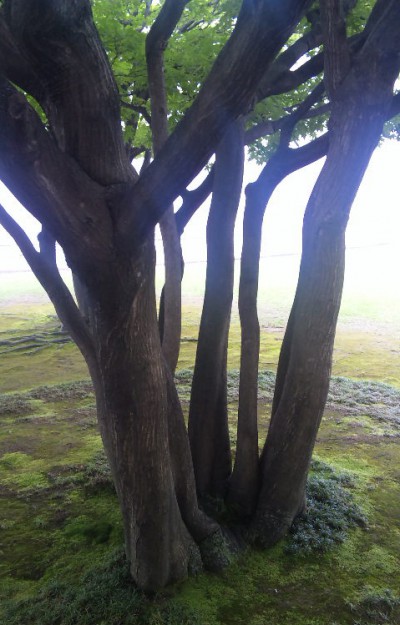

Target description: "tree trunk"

left=157, top=214, right=182, bottom=373
left=189, top=120, right=244, bottom=501
left=252, top=94, right=395, bottom=546
left=227, top=167, right=284, bottom=517
left=228, top=135, right=329, bottom=517
left=86, top=238, right=217, bottom=591
left=146, top=2, right=186, bottom=374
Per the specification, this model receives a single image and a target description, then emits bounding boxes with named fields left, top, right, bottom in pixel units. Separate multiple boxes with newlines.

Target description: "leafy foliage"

left=286, top=459, right=367, bottom=555
left=91, top=0, right=239, bottom=152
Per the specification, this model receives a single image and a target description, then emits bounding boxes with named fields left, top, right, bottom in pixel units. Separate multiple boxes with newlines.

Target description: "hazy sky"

left=179, top=139, right=400, bottom=264
left=0, top=139, right=399, bottom=283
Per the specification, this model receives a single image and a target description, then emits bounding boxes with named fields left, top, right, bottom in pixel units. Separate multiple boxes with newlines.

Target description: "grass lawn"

left=0, top=261, right=399, bottom=625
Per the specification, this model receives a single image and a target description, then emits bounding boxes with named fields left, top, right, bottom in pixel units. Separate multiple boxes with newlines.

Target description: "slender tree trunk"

left=157, top=209, right=182, bottom=373
left=189, top=120, right=244, bottom=501
left=227, top=167, right=284, bottom=517
left=252, top=98, right=393, bottom=546
left=72, top=274, right=91, bottom=325
left=228, top=134, right=329, bottom=517
left=146, top=4, right=185, bottom=374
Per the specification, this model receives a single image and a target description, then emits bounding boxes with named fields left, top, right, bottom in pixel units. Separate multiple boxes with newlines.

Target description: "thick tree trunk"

left=189, top=120, right=244, bottom=501
left=86, top=239, right=217, bottom=591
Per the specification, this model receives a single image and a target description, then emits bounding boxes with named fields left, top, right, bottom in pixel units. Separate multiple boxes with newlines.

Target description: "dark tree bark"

left=85, top=240, right=223, bottom=590
left=176, top=170, right=215, bottom=236
left=146, top=0, right=187, bottom=373
left=228, top=133, right=328, bottom=518
left=189, top=120, right=244, bottom=501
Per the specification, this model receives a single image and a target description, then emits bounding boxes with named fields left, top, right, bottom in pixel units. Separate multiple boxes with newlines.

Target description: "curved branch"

left=244, top=118, right=282, bottom=145
left=245, top=81, right=326, bottom=145
left=256, top=26, right=323, bottom=101
left=280, top=81, right=326, bottom=142
left=0, top=203, right=96, bottom=367
left=121, top=100, right=152, bottom=126
left=175, top=168, right=215, bottom=235
left=0, top=78, right=113, bottom=271
left=1, top=0, right=135, bottom=185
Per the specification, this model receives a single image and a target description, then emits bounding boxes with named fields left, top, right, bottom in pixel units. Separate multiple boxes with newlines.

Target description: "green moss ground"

left=0, top=278, right=399, bottom=624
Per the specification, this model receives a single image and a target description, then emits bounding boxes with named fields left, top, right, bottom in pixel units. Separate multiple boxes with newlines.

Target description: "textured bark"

left=0, top=0, right=135, bottom=185
left=86, top=242, right=199, bottom=591
left=0, top=0, right=309, bottom=590
left=189, top=120, right=244, bottom=501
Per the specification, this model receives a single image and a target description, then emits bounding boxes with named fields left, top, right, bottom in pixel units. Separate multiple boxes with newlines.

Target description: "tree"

left=0, top=0, right=399, bottom=592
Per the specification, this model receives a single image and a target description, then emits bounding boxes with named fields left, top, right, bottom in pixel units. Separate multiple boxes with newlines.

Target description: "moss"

left=63, top=516, right=114, bottom=545
left=0, top=309, right=88, bottom=393
left=347, top=587, right=400, bottom=625
left=1, top=295, right=400, bottom=624
left=0, top=452, right=50, bottom=491
left=199, top=529, right=237, bottom=573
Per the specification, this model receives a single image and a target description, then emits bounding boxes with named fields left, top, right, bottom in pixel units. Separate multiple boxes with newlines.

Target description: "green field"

left=0, top=261, right=399, bottom=624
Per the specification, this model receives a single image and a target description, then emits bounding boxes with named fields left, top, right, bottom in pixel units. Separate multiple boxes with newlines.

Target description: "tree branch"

left=280, top=81, right=326, bottom=143
left=146, top=0, right=189, bottom=372
left=320, top=0, right=351, bottom=99
left=1, top=0, right=135, bottom=186
left=116, top=0, right=311, bottom=249
left=121, top=100, right=152, bottom=126
left=0, top=78, right=113, bottom=271
left=175, top=168, right=215, bottom=235
left=146, top=0, right=189, bottom=151
left=245, top=81, right=326, bottom=145
left=337, top=0, right=400, bottom=116
left=0, top=203, right=96, bottom=367
left=256, top=26, right=323, bottom=101
left=0, top=8, right=44, bottom=104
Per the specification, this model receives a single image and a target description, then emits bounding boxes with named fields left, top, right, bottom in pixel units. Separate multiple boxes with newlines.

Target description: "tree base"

left=199, top=527, right=240, bottom=572
left=248, top=509, right=292, bottom=548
